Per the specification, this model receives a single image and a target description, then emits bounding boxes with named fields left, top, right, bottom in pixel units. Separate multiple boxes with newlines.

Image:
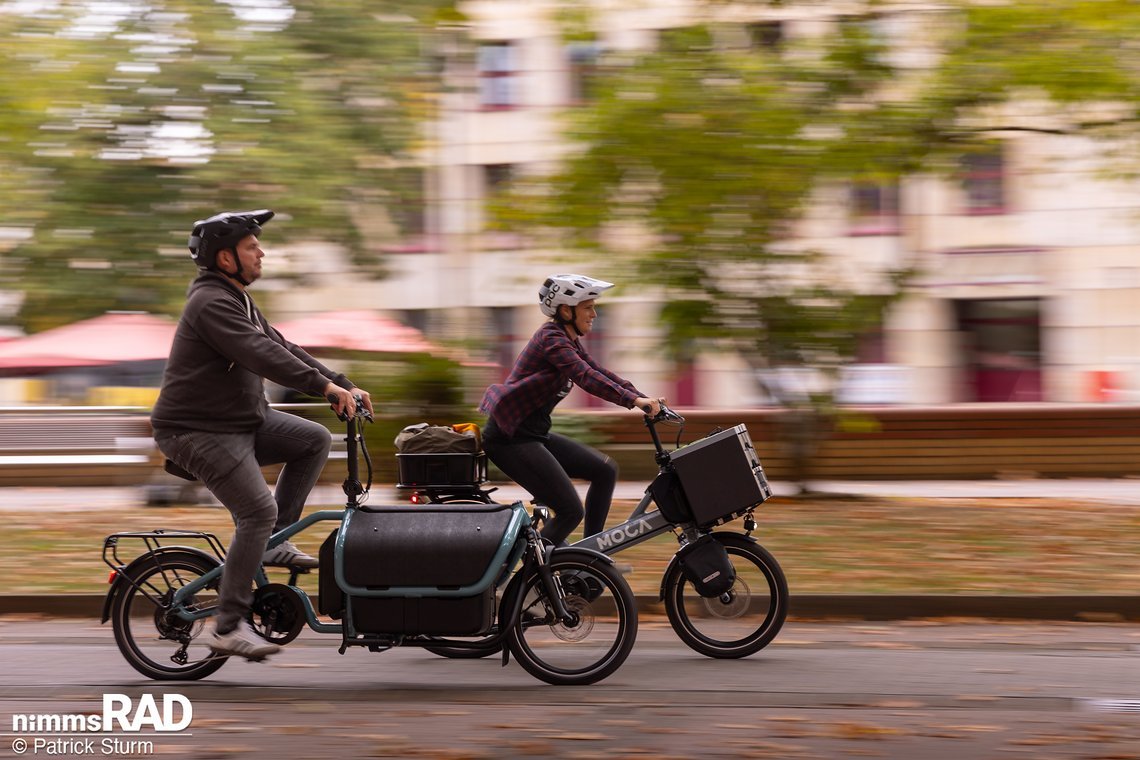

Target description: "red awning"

left=0, top=309, right=447, bottom=373
left=273, top=310, right=440, bottom=355
left=0, top=312, right=176, bottom=371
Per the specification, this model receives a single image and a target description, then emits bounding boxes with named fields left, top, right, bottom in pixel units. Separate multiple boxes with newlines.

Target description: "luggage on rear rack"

left=394, top=422, right=487, bottom=488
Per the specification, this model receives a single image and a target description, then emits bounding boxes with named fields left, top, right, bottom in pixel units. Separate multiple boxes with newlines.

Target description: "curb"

left=3, top=594, right=1138, bottom=622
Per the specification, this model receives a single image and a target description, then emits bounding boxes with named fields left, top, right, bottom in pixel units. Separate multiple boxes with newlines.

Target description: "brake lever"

left=327, top=393, right=372, bottom=422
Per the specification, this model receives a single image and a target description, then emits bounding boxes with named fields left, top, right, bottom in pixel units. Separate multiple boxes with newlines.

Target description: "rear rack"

left=103, top=529, right=227, bottom=574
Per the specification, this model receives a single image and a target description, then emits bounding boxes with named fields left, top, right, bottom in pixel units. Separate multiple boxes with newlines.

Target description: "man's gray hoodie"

left=151, top=272, right=351, bottom=435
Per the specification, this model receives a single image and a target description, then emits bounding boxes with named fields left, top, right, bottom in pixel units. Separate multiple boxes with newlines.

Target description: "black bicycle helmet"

left=187, top=209, right=274, bottom=270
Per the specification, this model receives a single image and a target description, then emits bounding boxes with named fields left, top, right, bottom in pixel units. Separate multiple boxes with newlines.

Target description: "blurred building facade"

left=270, top=1, right=1140, bottom=408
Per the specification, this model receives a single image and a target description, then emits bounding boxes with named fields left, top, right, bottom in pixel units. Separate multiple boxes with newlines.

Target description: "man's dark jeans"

left=155, top=409, right=331, bottom=632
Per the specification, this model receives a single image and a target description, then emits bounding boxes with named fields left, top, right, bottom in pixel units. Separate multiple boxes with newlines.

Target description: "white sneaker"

left=263, top=540, right=318, bottom=568
left=208, top=620, right=280, bottom=661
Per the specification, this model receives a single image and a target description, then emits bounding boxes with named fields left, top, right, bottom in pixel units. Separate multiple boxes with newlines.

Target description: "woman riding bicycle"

left=480, top=274, right=663, bottom=546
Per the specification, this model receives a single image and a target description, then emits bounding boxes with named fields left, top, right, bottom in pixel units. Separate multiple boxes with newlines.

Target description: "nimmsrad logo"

left=11, top=694, right=193, bottom=733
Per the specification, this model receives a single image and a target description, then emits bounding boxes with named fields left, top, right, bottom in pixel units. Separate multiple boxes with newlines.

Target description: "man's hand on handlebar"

left=325, top=383, right=374, bottom=421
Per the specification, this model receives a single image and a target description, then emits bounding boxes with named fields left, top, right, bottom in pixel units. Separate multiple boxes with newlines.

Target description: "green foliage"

left=492, top=12, right=911, bottom=386
left=0, top=0, right=455, bottom=331
left=339, top=354, right=473, bottom=478
left=549, top=412, right=605, bottom=448
left=495, top=0, right=1140, bottom=395
left=374, top=353, right=469, bottom=419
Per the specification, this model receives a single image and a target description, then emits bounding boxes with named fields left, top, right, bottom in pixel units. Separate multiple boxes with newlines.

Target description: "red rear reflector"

left=108, top=570, right=117, bottom=584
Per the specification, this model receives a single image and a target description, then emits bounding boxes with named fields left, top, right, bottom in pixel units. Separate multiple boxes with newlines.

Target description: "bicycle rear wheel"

left=110, top=550, right=227, bottom=680
left=662, top=533, right=788, bottom=658
left=503, top=554, right=637, bottom=685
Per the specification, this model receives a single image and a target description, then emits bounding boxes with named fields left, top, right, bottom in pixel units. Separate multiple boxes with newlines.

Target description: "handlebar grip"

left=327, top=392, right=350, bottom=421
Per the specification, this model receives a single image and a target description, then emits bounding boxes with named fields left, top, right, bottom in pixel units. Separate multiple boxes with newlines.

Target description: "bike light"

left=410, top=492, right=422, bottom=504
left=108, top=570, right=118, bottom=584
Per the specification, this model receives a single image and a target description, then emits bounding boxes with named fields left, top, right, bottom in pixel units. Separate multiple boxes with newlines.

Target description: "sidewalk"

left=4, top=477, right=1140, bottom=511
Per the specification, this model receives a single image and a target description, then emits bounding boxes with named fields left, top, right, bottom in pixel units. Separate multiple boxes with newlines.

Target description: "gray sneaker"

left=263, top=540, right=318, bottom=568
left=208, top=620, right=280, bottom=661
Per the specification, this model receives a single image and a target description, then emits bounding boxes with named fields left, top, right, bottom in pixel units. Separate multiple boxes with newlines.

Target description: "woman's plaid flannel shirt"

left=480, top=322, right=643, bottom=438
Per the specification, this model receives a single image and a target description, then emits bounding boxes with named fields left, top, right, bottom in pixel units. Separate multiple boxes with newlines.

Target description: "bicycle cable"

left=358, top=416, right=373, bottom=503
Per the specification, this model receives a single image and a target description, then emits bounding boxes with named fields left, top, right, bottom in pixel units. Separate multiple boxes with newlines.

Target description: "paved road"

left=2, top=618, right=1138, bottom=758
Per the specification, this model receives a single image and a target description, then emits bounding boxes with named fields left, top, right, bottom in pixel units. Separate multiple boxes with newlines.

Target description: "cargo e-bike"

left=101, top=401, right=638, bottom=686
left=399, top=405, right=788, bottom=660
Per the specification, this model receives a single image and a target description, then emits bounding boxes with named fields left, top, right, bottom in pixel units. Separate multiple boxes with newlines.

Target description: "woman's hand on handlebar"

left=635, top=396, right=666, bottom=417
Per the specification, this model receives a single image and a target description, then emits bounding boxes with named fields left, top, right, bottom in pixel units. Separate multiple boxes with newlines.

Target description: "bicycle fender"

left=657, top=531, right=757, bottom=601
left=101, top=546, right=219, bottom=624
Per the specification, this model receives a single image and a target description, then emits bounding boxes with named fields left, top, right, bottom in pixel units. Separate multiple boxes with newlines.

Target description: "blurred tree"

left=0, top=0, right=455, bottom=332
left=490, top=1, right=1140, bottom=485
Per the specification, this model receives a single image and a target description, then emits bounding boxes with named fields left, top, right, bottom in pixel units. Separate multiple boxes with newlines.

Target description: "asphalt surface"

left=2, top=617, right=1138, bottom=758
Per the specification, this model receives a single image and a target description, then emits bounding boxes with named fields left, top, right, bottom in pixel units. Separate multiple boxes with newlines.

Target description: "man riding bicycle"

left=480, top=274, right=663, bottom=547
left=151, top=209, right=373, bottom=661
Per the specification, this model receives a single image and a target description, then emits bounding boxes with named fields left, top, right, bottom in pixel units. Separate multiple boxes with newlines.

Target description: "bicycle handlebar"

left=643, top=402, right=684, bottom=425
left=326, top=393, right=372, bottom=423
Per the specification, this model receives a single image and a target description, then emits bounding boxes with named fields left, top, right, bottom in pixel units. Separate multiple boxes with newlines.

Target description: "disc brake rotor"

left=550, top=594, right=594, bottom=642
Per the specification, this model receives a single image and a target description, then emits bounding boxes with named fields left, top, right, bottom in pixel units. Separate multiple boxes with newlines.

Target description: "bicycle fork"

left=529, top=528, right=577, bottom=627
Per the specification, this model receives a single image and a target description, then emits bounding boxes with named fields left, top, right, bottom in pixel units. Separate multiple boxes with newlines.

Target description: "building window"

left=566, top=41, right=600, bottom=105
left=478, top=41, right=519, bottom=109
left=848, top=180, right=900, bottom=236
left=389, top=168, right=426, bottom=237
left=961, top=146, right=1006, bottom=215
left=748, top=21, right=784, bottom=50
left=954, top=298, right=1042, bottom=402
left=483, top=163, right=513, bottom=195
left=488, top=306, right=515, bottom=380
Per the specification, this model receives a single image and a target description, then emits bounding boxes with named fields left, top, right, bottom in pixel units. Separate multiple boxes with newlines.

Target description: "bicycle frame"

left=434, top=410, right=727, bottom=556
left=571, top=490, right=687, bottom=555
left=103, top=411, right=570, bottom=644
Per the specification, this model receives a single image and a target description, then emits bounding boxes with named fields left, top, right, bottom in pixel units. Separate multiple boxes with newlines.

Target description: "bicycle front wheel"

left=503, top=554, right=637, bottom=685
left=663, top=533, right=788, bottom=659
left=110, top=550, right=227, bottom=680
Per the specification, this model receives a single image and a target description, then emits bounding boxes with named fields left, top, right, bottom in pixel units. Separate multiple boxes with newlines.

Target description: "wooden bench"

left=0, top=408, right=157, bottom=487
left=0, top=405, right=349, bottom=489
left=587, top=405, right=1140, bottom=481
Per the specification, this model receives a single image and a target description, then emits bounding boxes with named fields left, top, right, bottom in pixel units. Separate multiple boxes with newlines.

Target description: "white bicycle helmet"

left=538, top=274, right=615, bottom=317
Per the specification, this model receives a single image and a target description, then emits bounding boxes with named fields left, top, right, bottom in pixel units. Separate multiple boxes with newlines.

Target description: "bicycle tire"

left=662, top=532, right=788, bottom=659
left=503, top=554, right=637, bottom=685
left=110, top=550, right=228, bottom=681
